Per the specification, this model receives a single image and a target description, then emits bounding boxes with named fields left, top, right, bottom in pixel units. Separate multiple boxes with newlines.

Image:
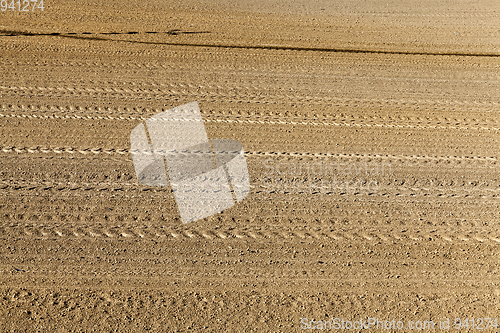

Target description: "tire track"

left=3, top=101, right=500, bottom=122
left=1, top=178, right=499, bottom=200
left=0, top=59, right=326, bottom=75
left=1, top=85, right=499, bottom=110
left=0, top=145, right=497, bottom=164
left=1, top=224, right=500, bottom=244
left=0, top=146, right=127, bottom=155
left=3, top=105, right=500, bottom=125
left=3, top=60, right=499, bottom=104
left=1, top=112, right=500, bottom=132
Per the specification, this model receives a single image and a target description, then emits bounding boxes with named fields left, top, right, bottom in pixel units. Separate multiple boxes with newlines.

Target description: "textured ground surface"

left=1, top=0, right=500, bottom=331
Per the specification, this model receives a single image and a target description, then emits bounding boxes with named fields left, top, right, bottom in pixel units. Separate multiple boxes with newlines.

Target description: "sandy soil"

left=1, top=0, right=500, bottom=331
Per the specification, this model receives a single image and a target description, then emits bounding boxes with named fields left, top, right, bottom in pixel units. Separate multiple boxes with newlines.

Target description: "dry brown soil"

left=1, top=0, right=500, bottom=331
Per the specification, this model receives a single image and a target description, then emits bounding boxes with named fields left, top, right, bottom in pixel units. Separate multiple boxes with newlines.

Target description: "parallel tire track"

left=1, top=224, right=500, bottom=244
left=1, top=85, right=499, bottom=111
left=1, top=178, right=499, bottom=199
left=3, top=101, right=499, bottom=122
left=1, top=145, right=497, bottom=164
left=2, top=111, right=500, bottom=132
